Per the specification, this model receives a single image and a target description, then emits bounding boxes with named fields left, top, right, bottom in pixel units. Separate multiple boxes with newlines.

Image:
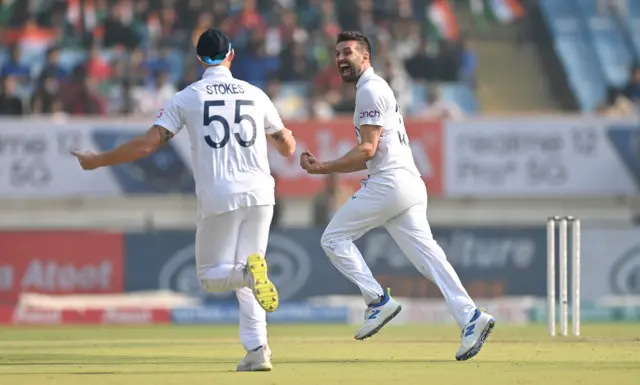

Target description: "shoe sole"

left=456, top=318, right=496, bottom=361
left=247, top=253, right=279, bottom=313
left=354, top=305, right=402, bottom=341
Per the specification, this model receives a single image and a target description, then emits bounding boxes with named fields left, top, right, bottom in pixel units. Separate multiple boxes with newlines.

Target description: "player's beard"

left=339, top=63, right=361, bottom=83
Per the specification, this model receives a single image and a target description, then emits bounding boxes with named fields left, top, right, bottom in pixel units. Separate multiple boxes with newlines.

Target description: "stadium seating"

left=539, top=0, right=608, bottom=111
left=573, top=0, right=633, bottom=88
left=0, top=1, right=481, bottom=117
left=622, top=0, right=640, bottom=59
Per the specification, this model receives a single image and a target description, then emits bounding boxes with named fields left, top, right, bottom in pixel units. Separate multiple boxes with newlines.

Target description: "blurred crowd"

left=0, top=0, right=475, bottom=119
left=598, top=66, right=640, bottom=117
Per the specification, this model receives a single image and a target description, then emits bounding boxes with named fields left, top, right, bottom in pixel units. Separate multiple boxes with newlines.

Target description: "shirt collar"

left=202, top=66, right=232, bottom=79
left=356, top=67, right=375, bottom=89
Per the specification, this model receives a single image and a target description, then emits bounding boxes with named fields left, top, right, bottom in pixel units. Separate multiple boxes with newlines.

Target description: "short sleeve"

left=154, top=94, right=185, bottom=134
left=356, top=86, right=386, bottom=126
left=262, top=92, right=284, bottom=135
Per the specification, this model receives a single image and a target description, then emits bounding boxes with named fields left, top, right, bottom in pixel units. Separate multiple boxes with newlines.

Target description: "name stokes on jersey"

left=205, top=83, right=245, bottom=95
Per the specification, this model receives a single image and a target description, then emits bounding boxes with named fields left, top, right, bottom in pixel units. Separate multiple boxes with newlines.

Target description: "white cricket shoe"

left=237, top=345, right=272, bottom=372
left=455, top=308, right=495, bottom=361
left=354, top=288, right=402, bottom=340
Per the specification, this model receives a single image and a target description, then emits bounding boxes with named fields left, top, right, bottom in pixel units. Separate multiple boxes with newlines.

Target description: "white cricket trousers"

left=196, top=205, right=273, bottom=351
left=320, top=171, right=476, bottom=328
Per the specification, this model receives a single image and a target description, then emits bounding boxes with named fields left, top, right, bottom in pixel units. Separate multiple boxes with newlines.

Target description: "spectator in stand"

left=405, top=39, right=438, bottom=82
left=31, top=74, right=60, bottom=114
left=278, top=41, right=317, bottom=81
left=598, top=86, right=637, bottom=117
left=389, top=18, right=421, bottom=62
left=228, top=0, right=266, bottom=39
left=437, top=39, right=461, bottom=82
left=0, top=0, right=471, bottom=118
left=232, top=31, right=279, bottom=85
left=61, top=64, right=105, bottom=115
left=39, top=47, right=67, bottom=82
left=0, top=75, right=24, bottom=115
left=310, top=87, right=335, bottom=120
left=1, top=45, right=30, bottom=83
left=305, top=0, right=340, bottom=34
left=87, top=44, right=112, bottom=83
left=102, top=3, right=141, bottom=49
left=458, top=36, right=478, bottom=89
left=130, top=70, right=175, bottom=114
left=265, top=76, right=289, bottom=116
left=178, top=64, right=203, bottom=90
left=126, top=48, right=150, bottom=86
left=190, top=12, right=214, bottom=48
left=622, top=66, right=640, bottom=105
left=106, top=78, right=135, bottom=115
left=418, top=86, right=464, bottom=120
left=331, top=83, right=357, bottom=114
left=145, top=45, right=173, bottom=81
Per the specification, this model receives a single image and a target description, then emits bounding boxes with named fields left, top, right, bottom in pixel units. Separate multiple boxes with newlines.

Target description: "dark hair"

left=336, top=31, right=372, bottom=54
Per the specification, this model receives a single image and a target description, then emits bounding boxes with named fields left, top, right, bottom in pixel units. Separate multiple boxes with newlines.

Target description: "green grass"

left=0, top=324, right=639, bottom=385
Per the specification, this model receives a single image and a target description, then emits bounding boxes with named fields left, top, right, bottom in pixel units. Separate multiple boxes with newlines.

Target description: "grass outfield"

left=0, top=324, right=639, bottom=385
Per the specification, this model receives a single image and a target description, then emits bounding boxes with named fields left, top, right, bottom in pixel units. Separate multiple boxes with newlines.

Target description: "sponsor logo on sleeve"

left=359, top=110, right=381, bottom=119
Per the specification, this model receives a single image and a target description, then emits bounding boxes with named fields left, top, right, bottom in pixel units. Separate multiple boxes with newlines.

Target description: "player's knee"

left=320, top=230, right=333, bottom=253
left=320, top=230, right=348, bottom=259
left=198, top=265, right=248, bottom=293
left=199, top=276, right=228, bottom=293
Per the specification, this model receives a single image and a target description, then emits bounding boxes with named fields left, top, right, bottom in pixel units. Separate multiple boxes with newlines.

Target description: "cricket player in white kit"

left=71, top=29, right=296, bottom=371
left=300, top=31, right=495, bottom=361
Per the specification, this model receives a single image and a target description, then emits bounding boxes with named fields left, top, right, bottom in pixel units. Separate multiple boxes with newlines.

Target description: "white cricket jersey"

left=154, top=66, right=283, bottom=218
left=354, top=67, right=420, bottom=178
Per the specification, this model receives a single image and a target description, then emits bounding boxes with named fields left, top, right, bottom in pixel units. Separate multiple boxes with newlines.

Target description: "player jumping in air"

left=300, top=31, right=495, bottom=361
left=71, top=29, right=295, bottom=371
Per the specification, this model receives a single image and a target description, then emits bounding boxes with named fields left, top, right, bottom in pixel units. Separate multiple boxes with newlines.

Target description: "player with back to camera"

left=71, top=29, right=296, bottom=371
left=299, top=31, right=495, bottom=361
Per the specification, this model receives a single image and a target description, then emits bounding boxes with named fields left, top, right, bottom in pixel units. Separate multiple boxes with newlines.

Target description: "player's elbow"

left=139, top=142, right=156, bottom=157
left=360, top=143, right=376, bottom=160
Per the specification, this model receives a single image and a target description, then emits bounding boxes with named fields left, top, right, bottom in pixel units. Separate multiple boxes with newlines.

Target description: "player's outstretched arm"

left=268, top=127, right=296, bottom=157
left=70, top=125, right=174, bottom=170
left=302, top=124, right=381, bottom=174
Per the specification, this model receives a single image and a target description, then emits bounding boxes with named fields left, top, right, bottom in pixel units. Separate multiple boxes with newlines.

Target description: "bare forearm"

left=325, top=159, right=367, bottom=173
left=96, top=136, right=155, bottom=167
left=320, top=145, right=371, bottom=174
left=96, top=126, right=173, bottom=167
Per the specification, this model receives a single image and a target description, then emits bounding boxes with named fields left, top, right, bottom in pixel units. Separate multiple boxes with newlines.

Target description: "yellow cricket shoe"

left=247, top=253, right=279, bottom=312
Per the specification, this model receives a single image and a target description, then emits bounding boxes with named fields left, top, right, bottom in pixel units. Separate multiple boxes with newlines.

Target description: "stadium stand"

left=0, top=0, right=478, bottom=118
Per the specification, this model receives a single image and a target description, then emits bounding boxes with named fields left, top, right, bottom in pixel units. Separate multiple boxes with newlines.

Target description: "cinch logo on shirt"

left=360, top=110, right=381, bottom=119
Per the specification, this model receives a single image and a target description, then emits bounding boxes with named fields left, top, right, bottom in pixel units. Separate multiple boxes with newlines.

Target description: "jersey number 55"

left=203, top=99, right=256, bottom=149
